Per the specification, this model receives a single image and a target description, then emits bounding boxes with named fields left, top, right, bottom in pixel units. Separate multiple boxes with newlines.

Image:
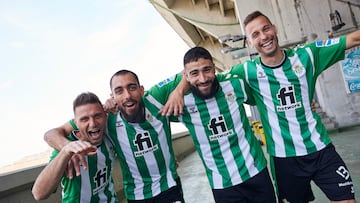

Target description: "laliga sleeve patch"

left=316, top=38, right=340, bottom=47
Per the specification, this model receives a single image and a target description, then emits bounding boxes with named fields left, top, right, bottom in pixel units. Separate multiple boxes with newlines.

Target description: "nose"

left=123, top=88, right=131, bottom=99
left=198, top=72, right=206, bottom=82
left=89, top=117, right=96, bottom=127
left=259, top=31, right=267, bottom=40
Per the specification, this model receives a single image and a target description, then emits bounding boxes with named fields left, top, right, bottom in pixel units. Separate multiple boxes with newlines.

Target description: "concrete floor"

left=177, top=125, right=360, bottom=203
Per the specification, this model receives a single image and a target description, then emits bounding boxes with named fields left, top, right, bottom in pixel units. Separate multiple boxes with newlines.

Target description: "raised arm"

left=43, top=121, right=89, bottom=177
left=32, top=140, right=96, bottom=200
left=44, top=121, right=74, bottom=150
left=346, top=29, right=360, bottom=49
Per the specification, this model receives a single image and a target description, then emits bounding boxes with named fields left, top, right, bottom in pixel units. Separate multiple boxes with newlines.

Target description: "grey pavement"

left=178, top=125, right=360, bottom=203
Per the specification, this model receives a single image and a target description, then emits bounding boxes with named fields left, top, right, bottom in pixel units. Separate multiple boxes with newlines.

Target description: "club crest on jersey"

left=208, top=115, right=234, bottom=141
left=315, top=38, right=340, bottom=47
left=225, top=92, right=236, bottom=102
left=187, top=105, right=198, bottom=114
left=133, top=131, right=158, bottom=157
left=276, top=85, right=302, bottom=111
left=293, top=64, right=305, bottom=75
left=145, top=113, right=153, bottom=122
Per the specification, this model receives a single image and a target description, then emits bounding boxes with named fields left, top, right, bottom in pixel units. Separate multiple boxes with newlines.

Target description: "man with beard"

left=152, top=46, right=276, bottom=203
left=32, top=92, right=118, bottom=202
left=43, top=70, right=184, bottom=203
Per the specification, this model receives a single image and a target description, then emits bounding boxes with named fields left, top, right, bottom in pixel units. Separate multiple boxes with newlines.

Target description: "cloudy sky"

left=0, top=1, right=189, bottom=167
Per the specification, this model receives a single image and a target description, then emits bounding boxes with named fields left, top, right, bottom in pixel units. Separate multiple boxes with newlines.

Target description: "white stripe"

left=183, top=94, right=223, bottom=189
left=145, top=94, right=163, bottom=109
left=80, top=156, right=91, bottom=202
left=223, top=80, right=259, bottom=177
left=219, top=81, right=243, bottom=183
left=246, top=63, right=286, bottom=156
left=115, top=115, right=145, bottom=200
left=273, top=57, right=306, bottom=155
left=303, top=49, right=326, bottom=150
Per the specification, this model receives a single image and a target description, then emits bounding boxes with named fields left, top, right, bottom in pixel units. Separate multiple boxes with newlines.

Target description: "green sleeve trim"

left=69, top=119, right=78, bottom=130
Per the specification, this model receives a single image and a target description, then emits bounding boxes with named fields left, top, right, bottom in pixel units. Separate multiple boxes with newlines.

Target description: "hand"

left=63, top=140, right=97, bottom=178
left=103, top=97, right=118, bottom=114
left=159, top=89, right=184, bottom=116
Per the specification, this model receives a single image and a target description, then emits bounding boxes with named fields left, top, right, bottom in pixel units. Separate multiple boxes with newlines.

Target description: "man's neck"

left=261, top=49, right=285, bottom=67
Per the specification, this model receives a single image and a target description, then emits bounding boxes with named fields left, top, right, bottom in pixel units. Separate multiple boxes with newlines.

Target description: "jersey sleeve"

left=145, top=72, right=183, bottom=105
left=228, top=63, right=247, bottom=79
left=310, top=36, right=346, bottom=75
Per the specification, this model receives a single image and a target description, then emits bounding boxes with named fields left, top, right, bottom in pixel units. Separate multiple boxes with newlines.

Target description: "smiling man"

left=32, top=92, right=118, bottom=202
left=228, top=10, right=360, bottom=203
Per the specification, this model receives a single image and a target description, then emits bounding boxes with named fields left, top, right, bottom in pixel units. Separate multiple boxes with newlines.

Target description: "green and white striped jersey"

left=107, top=93, right=179, bottom=200
left=51, top=131, right=118, bottom=203
left=230, top=36, right=346, bottom=158
left=149, top=73, right=267, bottom=189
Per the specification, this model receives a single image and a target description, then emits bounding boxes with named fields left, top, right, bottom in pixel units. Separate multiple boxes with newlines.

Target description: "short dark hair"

left=183, top=46, right=213, bottom=67
left=73, top=92, right=102, bottom=113
left=243, top=10, right=272, bottom=27
left=109, top=69, right=140, bottom=89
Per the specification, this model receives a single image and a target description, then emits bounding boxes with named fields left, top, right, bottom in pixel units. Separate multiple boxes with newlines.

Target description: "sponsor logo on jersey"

left=257, top=70, right=267, bottom=78
left=315, top=38, right=340, bottom=47
left=157, top=76, right=175, bottom=87
left=133, top=131, right=158, bottom=157
left=116, top=120, right=124, bottom=127
left=187, top=105, right=198, bottom=114
left=276, top=85, right=302, bottom=111
left=93, top=167, right=109, bottom=194
left=208, top=115, right=234, bottom=140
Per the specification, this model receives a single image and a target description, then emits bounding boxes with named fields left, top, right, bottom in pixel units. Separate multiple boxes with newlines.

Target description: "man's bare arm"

left=32, top=140, right=96, bottom=200
left=160, top=72, right=189, bottom=116
left=346, top=29, right=360, bottom=49
left=44, top=122, right=74, bottom=150
left=43, top=121, right=89, bottom=177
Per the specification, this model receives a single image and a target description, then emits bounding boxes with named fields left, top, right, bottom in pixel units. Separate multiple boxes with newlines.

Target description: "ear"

left=140, top=85, right=145, bottom=96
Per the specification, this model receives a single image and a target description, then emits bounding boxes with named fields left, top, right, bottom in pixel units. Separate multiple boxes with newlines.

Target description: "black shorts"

left=272, top=144, right=355, bottom=203
left=212, top=168, right=276, bottom=203
left=127, top=178, right=184, bottom=203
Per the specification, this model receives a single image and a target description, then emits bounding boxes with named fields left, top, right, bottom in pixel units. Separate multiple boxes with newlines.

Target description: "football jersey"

left=230, top=36, right=346, bottom=157
left=51, top=131, right=118, bottom=203
left=107, top=94, right=179, bottom=200
left=149, top=73, right=267, bottom=189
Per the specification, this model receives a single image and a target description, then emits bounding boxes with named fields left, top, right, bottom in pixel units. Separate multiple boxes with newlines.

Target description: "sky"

left=0, top=1, right=190, bottom=167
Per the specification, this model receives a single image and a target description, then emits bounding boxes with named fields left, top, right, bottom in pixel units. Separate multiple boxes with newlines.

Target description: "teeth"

left=124, top=101, right=135, bottom=107
left=262, top=41, right=272, bottom=47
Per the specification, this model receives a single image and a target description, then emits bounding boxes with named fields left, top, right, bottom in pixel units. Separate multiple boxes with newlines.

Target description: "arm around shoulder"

left=44, top=121, right=74, bottom=150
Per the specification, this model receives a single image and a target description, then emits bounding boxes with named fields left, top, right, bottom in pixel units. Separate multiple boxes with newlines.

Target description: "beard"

left=119, top=100, right=145, bottom=123
left=190, top=78, right=219, bottom=100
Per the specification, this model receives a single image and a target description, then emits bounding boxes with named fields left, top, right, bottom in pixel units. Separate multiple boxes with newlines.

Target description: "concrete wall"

left=152, top=0, right=360, bottom=128
left=0, top=131, right=195, bottom=203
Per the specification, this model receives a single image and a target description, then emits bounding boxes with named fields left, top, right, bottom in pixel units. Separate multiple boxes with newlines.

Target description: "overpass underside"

left=149, top=0, right=360, bottom=128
